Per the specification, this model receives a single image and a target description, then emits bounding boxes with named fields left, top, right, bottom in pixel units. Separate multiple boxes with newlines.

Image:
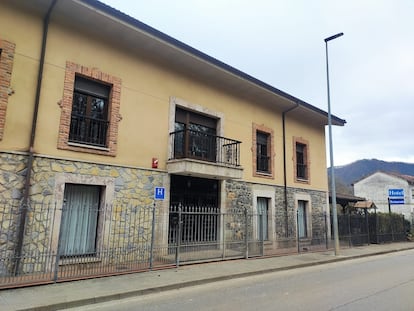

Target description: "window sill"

left=254, top=171, right=274, bottom=179
left=295, top=178, right=310, bottom=184
left=68, top=142, right=110, bottom=152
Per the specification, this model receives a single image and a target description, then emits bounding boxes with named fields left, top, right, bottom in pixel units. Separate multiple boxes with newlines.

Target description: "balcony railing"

left=69, top=114, right=109, bottom=147
left=169, top=129, right=241, bottom=167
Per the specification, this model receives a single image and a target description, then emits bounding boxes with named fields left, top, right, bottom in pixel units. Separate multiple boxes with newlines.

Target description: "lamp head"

left=324, top=32, right=344, bottom=42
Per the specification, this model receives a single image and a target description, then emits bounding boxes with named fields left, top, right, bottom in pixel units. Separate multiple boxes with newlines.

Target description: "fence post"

left=375, top=208, right=379, bottom=244
left=175, top=205, right=182, bottom=267
left=53, top=201, right=65, bottom=282
left=296, top=210, right=300, bottom=253
left=244, top=209, right=248, bottom=259
left=348, top=213, right=351, bottom=247
left=260, top=213, right=264, bottom=257
left=149, top=204, right=156, bottom=270
left=222, top=211, right=226, bottom=259
left=324, top=212, right=329, bottom=250
left=365, top=210, right=370, bottom=245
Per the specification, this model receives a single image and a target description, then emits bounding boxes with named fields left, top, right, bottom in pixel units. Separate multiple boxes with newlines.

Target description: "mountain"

left=329, top=159, right=414, bottom=192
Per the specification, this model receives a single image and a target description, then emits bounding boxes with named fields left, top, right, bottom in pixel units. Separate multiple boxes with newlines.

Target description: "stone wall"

left=0, top=153, right=27, bottom=275
left=0, top=152, right=167, bottom=275
left=0, top=152, right=328, bottom=276
left=225, top=179, right=328, bottom=243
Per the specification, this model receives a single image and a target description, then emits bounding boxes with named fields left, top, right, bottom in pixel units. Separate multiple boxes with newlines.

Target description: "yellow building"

left=0, top=0, right=345, bottom=286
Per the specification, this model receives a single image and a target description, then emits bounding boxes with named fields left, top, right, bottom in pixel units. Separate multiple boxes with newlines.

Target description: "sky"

left=102, top=0, right=414, bottom=167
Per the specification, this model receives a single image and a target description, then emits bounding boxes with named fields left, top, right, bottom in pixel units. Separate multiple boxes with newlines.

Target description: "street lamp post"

left=324, top=32, right=343, bottom=256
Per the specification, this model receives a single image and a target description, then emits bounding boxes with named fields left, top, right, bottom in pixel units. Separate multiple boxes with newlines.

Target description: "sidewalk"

left=1, top=242, right=414, bottom=311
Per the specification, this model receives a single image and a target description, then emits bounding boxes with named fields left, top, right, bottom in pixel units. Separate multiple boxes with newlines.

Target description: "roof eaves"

left=79, top=0, right=346, bottom=126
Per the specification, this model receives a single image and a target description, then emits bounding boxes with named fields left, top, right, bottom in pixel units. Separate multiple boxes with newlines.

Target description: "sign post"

left=150, top=187, right=165, bottom=269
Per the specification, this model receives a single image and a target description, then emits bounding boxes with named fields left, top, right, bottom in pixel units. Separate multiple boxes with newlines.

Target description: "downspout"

left=282, top=102, right=299, bottom=237
left=15, top=0, right=58, bottom=274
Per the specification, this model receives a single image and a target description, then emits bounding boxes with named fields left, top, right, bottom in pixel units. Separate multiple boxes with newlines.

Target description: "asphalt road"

left=68, top=249, right=414, bottom=311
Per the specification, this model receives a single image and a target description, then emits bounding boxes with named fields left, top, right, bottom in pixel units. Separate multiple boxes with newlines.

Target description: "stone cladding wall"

left=225, top=179, right=327, bottom=243
left=0, top=152, right=166, bottom=275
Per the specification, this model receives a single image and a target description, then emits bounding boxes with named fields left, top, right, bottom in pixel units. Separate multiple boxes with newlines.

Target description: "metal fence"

left=335, top=212, right=408, bottom=247
left=0, top=202, right=330, bottom=289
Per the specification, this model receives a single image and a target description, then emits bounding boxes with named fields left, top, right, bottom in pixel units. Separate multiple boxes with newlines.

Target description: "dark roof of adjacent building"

left=330, top=192, right=366, bottom=207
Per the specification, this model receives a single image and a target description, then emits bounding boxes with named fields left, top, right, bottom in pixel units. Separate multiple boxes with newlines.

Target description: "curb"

left=18, top=247, right=414, bottom=311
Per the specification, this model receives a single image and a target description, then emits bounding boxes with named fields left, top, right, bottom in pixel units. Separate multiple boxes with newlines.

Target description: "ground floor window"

left=257, top=197, right=269, bottom=240
left=297, top=200, right=308, bottom=238
left=59, top=184, right=101, bottom=257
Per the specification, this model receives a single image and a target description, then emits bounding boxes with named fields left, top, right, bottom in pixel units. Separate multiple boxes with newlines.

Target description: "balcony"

left=69, top=114, right=109, bottom=148
left=167, top=129, right=243, bottom=180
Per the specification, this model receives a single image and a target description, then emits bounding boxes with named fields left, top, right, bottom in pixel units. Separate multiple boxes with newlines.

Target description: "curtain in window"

left=298, top=201, right=307, bottom=238
left=257, top=197, right=268, bottom=240
left=59, top=184, right=100, bottom=256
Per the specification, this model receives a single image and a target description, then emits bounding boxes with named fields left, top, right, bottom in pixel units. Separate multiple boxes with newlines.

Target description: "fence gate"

left=168, top=175, right=219, bottom=252
left=168, top=205, right=219, bottom=246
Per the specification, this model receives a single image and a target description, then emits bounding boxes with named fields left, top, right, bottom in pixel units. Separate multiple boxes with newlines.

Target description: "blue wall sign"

left=154, top=187, right=165, bottom=200
left=389, top=198, right=404, bottom=205
left=388, top=189, right=404, bottom=197
left=388, top=188, right=404, bottom=205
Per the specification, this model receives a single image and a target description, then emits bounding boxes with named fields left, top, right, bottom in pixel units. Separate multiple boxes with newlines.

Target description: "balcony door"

left=169, top=175, right=219, bottom=246
left=174, top=107, right=217, bottom=162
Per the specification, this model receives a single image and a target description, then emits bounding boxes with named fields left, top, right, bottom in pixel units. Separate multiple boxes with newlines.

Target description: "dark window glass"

left=257, top=197, right=269, bottom=240
left=296, top=143, right=308, bottom=179
left=256, top=131, right=270, bottom=172
left=69, top=77, right=110, bottom=147
left=173, top=108, right=217, bottom=162
left=298, top=200, right=307, bottom=238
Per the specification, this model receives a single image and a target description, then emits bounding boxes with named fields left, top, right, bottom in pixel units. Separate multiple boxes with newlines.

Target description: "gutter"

left=14, top=0, right=58, bottom=274
left=282, top=102, right=299, bottom=237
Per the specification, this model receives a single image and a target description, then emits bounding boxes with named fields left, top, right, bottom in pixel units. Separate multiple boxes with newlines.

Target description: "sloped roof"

left=354, top=200, right=376, bottom=209
left=15, top=0, right=346, bottom=127
left=86, top=0, right=346, bottom=126
left=387, top=172, right=414, bottom=185
left=330, top=192, right=365, bottom=207
left=355, top=171, right=414, bottom=185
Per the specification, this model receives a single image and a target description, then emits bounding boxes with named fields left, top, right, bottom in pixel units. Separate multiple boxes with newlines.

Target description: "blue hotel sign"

left=154, top=187, right=166, bottom=200
left=388, top=189, right=404, bottom=205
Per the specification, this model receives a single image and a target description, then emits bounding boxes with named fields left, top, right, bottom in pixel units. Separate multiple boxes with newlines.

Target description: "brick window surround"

left=0, top=39, right=16, bottom=141
left=252, top=123, right=274, bottom=179
left=57, top=61, right=121, bottom=156
left=293, top=137, right=310, bottom=184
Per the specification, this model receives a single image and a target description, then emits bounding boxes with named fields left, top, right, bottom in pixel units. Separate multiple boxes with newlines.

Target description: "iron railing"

left=169, top=129, right=241, bottom=166
left=0, top=200, right=331, bottom=289
left=69, top=114, right=109, bottom=147
left=334, top=212, right=408, bottom=247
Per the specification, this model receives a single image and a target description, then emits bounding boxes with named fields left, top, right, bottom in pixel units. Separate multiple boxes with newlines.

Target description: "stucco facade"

left=354, top=171, right=414, bottom=221
left=0, top=0, right=345, bottom=280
